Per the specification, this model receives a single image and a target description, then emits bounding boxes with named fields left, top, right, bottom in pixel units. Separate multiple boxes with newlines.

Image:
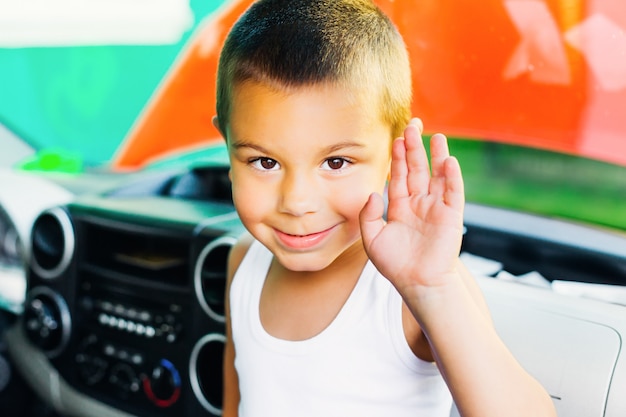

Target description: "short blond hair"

left=215, top=0, right=412, bottom=140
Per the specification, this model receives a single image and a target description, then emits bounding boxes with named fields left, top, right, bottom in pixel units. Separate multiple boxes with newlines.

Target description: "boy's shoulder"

left=227, top=231, right=256, bottom=281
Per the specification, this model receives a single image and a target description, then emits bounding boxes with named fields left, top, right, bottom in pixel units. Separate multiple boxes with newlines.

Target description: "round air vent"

left=189, top=333, right=225, bottom=415
left=194, top=236, right=237, bottom=323
left=22, top=287, right=71, bottom=358
left=30, top=207, right=74, bottom=280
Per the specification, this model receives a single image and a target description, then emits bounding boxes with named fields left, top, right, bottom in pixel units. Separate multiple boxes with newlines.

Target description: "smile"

left=274, top=226, right=335, bottom=250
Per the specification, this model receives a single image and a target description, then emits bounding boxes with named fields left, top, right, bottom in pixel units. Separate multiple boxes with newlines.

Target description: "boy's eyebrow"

left=324, top=141, right=366, bottom=153
left=229, top=141, right=269, bottom=153
left=229, top=140, right=365, bottom=154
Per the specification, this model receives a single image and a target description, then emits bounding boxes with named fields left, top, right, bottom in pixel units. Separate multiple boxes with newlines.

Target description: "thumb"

left=359, top=193, right=386, bottom=250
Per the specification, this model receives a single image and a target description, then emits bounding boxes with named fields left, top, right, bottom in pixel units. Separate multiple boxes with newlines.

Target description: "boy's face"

left=226, top=81, right=392, bottom=272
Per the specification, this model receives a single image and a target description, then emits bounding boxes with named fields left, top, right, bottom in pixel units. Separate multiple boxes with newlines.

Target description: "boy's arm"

left=360, top=119, right=556, bottom=417
left=222, top=311, right=239, bottom=417
left=457, top=258, right=492, bottom=323
left=222, top=233, right=254, bottom=417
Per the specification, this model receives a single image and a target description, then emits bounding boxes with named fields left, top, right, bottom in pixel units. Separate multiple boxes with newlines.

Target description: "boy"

left=213, top=0, right=557, bottom=416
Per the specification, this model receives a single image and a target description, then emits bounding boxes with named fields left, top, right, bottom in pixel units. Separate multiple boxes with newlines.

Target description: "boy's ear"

left=212, top=116, right=226, bottom=141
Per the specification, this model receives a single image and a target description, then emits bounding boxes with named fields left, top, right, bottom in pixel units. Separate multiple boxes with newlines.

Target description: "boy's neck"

left=260, top=240, right=370, bottom=341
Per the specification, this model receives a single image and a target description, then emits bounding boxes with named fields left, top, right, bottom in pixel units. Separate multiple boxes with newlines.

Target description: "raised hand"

left=359, top=118, right=466, bottom=294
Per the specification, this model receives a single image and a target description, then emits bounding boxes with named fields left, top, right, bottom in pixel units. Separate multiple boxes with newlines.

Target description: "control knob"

left=143, top=359, right=181, bottom=407
left=23, top=290, right=68, bottom=355
left=109, top=363, right=141, bottom=395
left=75, top=335, right=108, bottom=385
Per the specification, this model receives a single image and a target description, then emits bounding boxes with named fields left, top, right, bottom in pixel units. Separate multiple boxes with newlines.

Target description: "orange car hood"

left=112, top=0, right=626, bottom=169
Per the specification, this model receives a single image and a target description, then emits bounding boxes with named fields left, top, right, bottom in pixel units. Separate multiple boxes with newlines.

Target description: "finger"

left=444, top=156, right=465, bottom=210
left=388, top=137, right=408, bottom=200
left=359, top=193, right=386, bottom=251
left=404, top=120, right=430, bottom=197
left=409, top=117, right=424, bottom=134
left=429, top=133, right=451, bottom=179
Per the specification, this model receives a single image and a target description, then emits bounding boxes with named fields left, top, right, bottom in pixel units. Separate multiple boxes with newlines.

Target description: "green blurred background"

left=1, top=0, right=625, bottom=232
left=0, top=0, right=224, bottom=167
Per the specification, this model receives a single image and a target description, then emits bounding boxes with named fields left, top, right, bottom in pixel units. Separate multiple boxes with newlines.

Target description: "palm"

left=360, top=120, right=465, bottom=292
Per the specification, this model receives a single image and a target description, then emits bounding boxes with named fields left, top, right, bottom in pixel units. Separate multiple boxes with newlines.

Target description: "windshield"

left=1, top=0, right=625, bottom=233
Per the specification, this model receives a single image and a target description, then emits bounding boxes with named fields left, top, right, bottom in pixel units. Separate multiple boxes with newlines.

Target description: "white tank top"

left=230, top=240, right=452, bottom=417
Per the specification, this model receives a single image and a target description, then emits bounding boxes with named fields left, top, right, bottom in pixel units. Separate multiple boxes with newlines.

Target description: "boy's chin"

left=273, top=251, right=337, bottom=273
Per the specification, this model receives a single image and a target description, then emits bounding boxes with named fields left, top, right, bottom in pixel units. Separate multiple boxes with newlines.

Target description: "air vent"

left=22, top=286, right=71, bottom=358
left=193, top=236, right=236, bottom=323
left=31, top=207, right=74, bottom=279
left=189, top=333, right=225, bottom=416
left=168, top=166, right=232, bottom=202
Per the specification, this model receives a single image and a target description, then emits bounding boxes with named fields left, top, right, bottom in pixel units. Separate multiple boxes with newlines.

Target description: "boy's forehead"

left=230, top=80, right=382, bottom=121
left=227, top=81, right=392, bottom=149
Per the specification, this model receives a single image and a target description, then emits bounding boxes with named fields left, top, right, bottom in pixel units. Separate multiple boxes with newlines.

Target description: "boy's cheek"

left=336, top=183, right=378, bottom=213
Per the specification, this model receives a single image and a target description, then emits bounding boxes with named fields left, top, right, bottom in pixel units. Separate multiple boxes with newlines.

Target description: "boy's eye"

left=251, top=157, right=279, bottom=171
left=322, top=157, right=350, bottom=170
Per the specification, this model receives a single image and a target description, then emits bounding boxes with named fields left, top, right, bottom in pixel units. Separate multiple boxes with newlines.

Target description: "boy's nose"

left=278, top=172, right=321, bottom=216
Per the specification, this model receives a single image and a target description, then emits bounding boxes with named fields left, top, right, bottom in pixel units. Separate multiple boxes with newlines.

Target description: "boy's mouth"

left=274, top=226, right=335, bottom=250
